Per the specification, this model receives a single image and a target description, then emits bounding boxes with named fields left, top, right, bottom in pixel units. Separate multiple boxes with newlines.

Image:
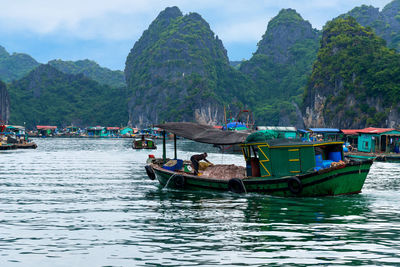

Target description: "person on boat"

left=190, top=152, right=212, bottom=175
left=141, top=135, right=147, bottom=148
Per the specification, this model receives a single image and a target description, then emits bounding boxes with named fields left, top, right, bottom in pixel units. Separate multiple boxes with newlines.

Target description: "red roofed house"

left=341, top=129, right=360, bottom=148
left=357, top=128, right=400, bottom=153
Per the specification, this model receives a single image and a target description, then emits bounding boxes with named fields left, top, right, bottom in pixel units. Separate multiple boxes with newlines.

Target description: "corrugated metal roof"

left=308, top=128, right=340, bottom=133
left=357, top=127, right=396, bottom=134
left=341, top=129, right=360, bottom=135
left=37, top=125, right=57, bottom=130
left=257, top=126, right=297, bottom=131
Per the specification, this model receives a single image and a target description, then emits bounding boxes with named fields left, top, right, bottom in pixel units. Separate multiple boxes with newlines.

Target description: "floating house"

left=103, top=127, right=120, bottom=137
left=86, top=126, right=104, bottom=137
left=37, top=125, right=57, bottom=136
left=341, top=129, right=360, bottom=148
left=66, top=126, right=79, bottom=134
left=120, top=127, right=133, bottom=136
left=357, top=128, right=400, bottom=153
left=307, top=128, right=341, bottom=141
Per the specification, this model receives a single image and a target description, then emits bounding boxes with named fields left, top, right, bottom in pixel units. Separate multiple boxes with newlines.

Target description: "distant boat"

left=145, top=122, right=373, bottom=197
left=132, top=135, right=157, bottom=149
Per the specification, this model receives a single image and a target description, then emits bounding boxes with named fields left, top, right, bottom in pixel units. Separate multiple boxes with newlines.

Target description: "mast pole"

left=174, top=134, right=177, bottom=159
left=163, top=130, right=166, bottom=163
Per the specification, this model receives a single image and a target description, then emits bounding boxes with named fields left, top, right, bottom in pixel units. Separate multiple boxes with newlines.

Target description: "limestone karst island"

left=1, top=1, right=400, bottom=266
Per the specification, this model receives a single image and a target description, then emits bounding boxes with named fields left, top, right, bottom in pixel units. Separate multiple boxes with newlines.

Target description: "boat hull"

left=150, top=160, right=373, bottom=197
left=346, top=152, right=400, bottom=163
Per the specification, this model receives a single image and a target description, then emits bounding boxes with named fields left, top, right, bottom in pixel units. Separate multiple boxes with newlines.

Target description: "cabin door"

left=288, top=149, right=301, bottom=174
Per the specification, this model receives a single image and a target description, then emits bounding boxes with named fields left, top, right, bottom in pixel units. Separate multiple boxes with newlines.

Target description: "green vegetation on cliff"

left=341, top=0, right=400, bottom=51
left=0, top=46, right=40, bottom=83
left=125, top=6, right=253, bottom=126
left=48, top=59, right=125, bottom=88
left=8, top=64, right=128, bottom=127
left=0, top=80, right=10, bottom=122
left=240, top=9, right=319, bottom=126
left=303, top=17, right=400, bottom=128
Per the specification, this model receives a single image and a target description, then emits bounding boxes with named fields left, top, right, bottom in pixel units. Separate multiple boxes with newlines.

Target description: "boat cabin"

left=133, top=135, right=156, bottom=149
left=242, top=134, right=344, bottom=178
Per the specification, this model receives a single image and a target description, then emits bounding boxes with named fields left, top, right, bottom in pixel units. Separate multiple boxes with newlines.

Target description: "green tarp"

left=246, top=130, right=280, bottom=143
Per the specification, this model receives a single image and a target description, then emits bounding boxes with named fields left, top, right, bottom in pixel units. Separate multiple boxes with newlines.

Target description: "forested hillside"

left=303, top=17, right=400, bottom=128
left=0, top=46, right=40, bottom=83
left=0, top=80, right=10, bottom=122
left=341, top=0, right=400, bottom=51
left=239, top=9, right=320, bottom=127
left=48, top=59, right=125, bottom=88
left=8, top=64, right=128, bottom=128
left=125, top=6, right=254, bottom=127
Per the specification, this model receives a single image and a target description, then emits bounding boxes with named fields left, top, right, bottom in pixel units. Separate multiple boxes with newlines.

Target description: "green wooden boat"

left=132, top=135, right=157, bottom=150
left=145, top=122, right=373, bottom=197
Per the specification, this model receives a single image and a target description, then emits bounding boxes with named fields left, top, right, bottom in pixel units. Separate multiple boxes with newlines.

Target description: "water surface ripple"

left=1, top=138, right=399, bottom=266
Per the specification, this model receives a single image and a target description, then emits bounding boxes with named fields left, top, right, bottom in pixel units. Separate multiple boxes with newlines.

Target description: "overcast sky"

left=0, top=0, right=393, bottom=70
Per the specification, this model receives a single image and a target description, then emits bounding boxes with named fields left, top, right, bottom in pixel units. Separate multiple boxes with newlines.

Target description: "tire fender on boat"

left=287, top=177, right=302, bottom=194
left=145, top=165, right=156, bottom=180
left=228, top=178, right=246, bottom=194
left=173, top=175, right=186, bottom=188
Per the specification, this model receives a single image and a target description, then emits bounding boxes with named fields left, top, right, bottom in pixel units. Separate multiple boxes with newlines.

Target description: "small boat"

left=345, top=152, right=400, bottom=162
left=145, top=122, right=373, bottom=197
left=132, top=135, right=157, bottom=149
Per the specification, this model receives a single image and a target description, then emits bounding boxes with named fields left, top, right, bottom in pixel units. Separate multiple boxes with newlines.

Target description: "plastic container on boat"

left=328, top=151, right=342, bottom=162
left=163, top=159, right=183, bottom=171
left=315, top=154, right=323, bottom=166
left=322, top=160, right=333, bottom=168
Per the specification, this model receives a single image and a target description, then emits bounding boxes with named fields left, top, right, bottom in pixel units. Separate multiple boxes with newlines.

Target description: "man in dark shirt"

left=190, top=152, right=211, bottom=175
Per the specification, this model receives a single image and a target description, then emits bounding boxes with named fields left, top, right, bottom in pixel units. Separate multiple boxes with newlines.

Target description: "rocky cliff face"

left=342, top=0, right=400, bottom=50
left=239, top=9, right=319, bottom=127
left=254, top=9, right=319, bottom=65
left=0, top=45, right=40, bottom=83
left=0, top=80, right=10, bottom=123
left=124, top=6, right=251, bottom=127
left=303, top=17, right=400, bottom=128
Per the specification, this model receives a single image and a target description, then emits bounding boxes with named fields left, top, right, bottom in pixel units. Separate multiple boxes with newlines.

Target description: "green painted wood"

left=152, top=160, right=372, bottom=197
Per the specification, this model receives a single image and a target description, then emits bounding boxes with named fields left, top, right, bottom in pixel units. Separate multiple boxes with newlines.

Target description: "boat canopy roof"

left=245, top=137, right=343, bottom=147
left=155, top=122, right=250, bottom=145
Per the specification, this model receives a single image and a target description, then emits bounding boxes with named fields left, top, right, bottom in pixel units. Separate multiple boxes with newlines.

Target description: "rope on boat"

left=240, top=178, right=247, bottom=194
left=163, top=173, right=177, bottom=189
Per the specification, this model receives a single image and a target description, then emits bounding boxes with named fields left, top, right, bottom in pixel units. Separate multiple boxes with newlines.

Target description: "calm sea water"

left=1, top=138, right=400, bottom=266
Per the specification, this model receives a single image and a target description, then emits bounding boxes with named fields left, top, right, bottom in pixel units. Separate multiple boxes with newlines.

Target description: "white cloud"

left=0, top=0, right=394, bottom=39
left=214, top=18, right=269, bottom=43
left=0, top=0, right=395, bottom=68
